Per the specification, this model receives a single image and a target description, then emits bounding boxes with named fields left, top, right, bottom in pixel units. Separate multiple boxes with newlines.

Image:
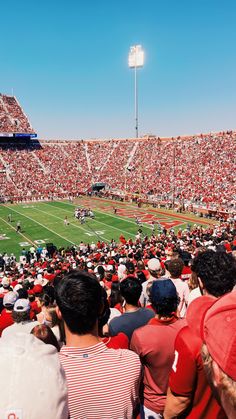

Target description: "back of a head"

left=31, top=324, right=60, bottom=352
left=55, top=270, right=103, bottom=334
left=12, top=298, right=31, bottom=323
left=0, top=333, right=68, bottom=419
left=126, top=261, right=135, bottom=274
left=192, top=250, right=236, bottom=297
left=3, top=291, right=18, bottom=311
left=120, top=276, right=142, bottom=306
left=150, top=278, right=179, bottom=317
left=167, top=258, right=184, bottom=278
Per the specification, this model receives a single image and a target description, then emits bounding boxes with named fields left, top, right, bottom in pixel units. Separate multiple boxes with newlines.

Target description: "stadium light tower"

left=128, top=45, right=144, bottom=138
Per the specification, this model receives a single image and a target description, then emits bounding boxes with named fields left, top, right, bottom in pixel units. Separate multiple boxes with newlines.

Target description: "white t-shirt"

left=187, top=287, right=202, bottom=306
left=2, top=320, right=39, bottom=337
left=170, top=277, right=190, bottom=318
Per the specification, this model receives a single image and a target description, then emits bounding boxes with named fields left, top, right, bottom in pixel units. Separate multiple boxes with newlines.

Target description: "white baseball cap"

left=147, top=258, right=161, bottom=271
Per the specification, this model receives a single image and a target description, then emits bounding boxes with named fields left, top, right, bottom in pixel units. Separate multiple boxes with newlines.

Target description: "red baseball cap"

left=201, top=291, right=236, bottom=380
left=32, top=284, right=43, bottom=295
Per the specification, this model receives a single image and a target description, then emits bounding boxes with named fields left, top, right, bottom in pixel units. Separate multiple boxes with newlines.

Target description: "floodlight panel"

left=128, top=45, right=144, bottom=68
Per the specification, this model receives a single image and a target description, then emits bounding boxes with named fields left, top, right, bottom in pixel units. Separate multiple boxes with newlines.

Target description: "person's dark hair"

left=17, top=288, right=28, bottom=299
left=167, top=258, right=184, bottom=278
left=31, top=324, right=60, bottom=351
left=150, top=293, right=180, bottom=317
left=120, top=276, right=142, bottom=306
left=41, top=293, right=51, bottom=307
left=28, top=294, right=35, bottom=302
left=191, top=250, right=236, bottom=297
left=126, top=261, right=135, bottom=274
left=43, top=285, right=55, bottom=304
left=136, top=270, right=147, bottom=284
left=12, top=310, right=30, bottom=323
left=22, top=279, right=31, bottom=290
left=109, top=281, right=123, bottom=307
left=55, top=270, right=103, bottom=335
left=97, top=265, right=105, bottom=280
left=98, top=288, right=110, bottom=333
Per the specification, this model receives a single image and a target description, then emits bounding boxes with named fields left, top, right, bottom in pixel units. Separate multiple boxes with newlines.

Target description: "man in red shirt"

left=56, top=270, right=141, bottom=419
left=131, top=279, right=186, bottom=418
left=164, top=250, right=236, bottom=418
left=0, top=291, right=18, bottom=336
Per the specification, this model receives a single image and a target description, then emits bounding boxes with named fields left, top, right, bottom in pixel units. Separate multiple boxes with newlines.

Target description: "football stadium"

left=0, top=2, right=236, bottom=418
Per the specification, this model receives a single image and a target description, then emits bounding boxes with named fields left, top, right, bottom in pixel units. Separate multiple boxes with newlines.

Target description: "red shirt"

left=0, top=310, right=14, bottom=336
left=130, top=316, right=186, bottom=414
left=43, top=273, right=56, bottom=282
left=102, top=332, right=129, bottom=349
left=30, top=301, right=41, bottom=319
left=169, top=326, right=226, bottom=418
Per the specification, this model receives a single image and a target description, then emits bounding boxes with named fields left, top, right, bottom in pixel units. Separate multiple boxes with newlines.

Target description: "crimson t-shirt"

left=0, top=310, right=14, bottom=336
left=102, top=333, right=129, bottom=349
left=169, top=326, right=226, bottom=418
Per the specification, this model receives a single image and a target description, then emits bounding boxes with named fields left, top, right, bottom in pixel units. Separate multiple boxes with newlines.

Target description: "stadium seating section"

left=0, top=94, right=34, bottom=134
left=0, top=95, right=235, bottom=210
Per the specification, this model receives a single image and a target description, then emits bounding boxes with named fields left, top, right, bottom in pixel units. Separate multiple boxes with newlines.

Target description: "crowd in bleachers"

left=1, top=97, right=236, bottom=418
left=0, top=94, right=235, bottom=211
left=0, top=131, right=235, bottom=212
left=0, top=94, right=34, bottom=133
left=0, top=221, right=236, bottom=417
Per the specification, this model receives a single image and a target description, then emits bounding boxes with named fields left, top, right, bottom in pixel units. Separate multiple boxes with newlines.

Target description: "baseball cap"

left=151, top=278, right=177, bottom=304
left=147, top=258, right=161, bottom=271
left=32, top=284, right=43, bottom=295
left=202, top=291, right=236, bottom=380
left=1, top=277, right=10, bottom=288
left=3, top=291, right=18, bottom=308
left=14, top=298, right=31, bottom=312
left=0, top=333, right=68, bottom=419
left=106, top=264, right=114, bottom=272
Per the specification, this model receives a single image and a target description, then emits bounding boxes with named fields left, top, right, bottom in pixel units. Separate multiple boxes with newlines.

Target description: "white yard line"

left=0, top=217, right=35, bottom=246
left=3, top=205, right=75, bottom=245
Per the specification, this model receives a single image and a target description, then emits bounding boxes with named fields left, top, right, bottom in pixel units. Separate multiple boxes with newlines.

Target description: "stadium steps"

left=0, top=95, right=15, bottom=128
left=126, top=141, right=139, bottom=169
left=0, top=157, right=14, bottom=185
left=32, top=152, right=48, bottom=173
left=84, top=143, right=92, bottom=173
left=100, top=142, right=117, bottom=173
left=62, top=146, right=82, bottom=173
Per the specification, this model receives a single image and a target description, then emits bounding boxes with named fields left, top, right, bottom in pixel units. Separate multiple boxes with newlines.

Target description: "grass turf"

left=0, top=198, right=213, bottom=258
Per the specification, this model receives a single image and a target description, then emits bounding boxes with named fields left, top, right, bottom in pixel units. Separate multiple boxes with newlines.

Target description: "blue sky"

left=1, top=0, right=236, bottom=139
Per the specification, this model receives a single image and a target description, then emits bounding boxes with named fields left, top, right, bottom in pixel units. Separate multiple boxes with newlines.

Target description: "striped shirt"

left=59, top=341, right=141, bottom=419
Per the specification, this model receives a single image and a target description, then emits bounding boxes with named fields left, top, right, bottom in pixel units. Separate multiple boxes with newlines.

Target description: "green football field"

left=0, top=197, right=214, bottom=258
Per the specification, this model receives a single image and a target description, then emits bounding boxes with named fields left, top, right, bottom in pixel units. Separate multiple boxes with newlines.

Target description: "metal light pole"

left=128, top=45, right=144, bottom=138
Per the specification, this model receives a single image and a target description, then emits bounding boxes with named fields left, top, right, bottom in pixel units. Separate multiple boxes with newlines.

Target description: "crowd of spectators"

left=0, top=221, right=236, bottom=417
left=0, top=94, right=34, bottom=133
left=0, top=131, right=235, bottom=211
